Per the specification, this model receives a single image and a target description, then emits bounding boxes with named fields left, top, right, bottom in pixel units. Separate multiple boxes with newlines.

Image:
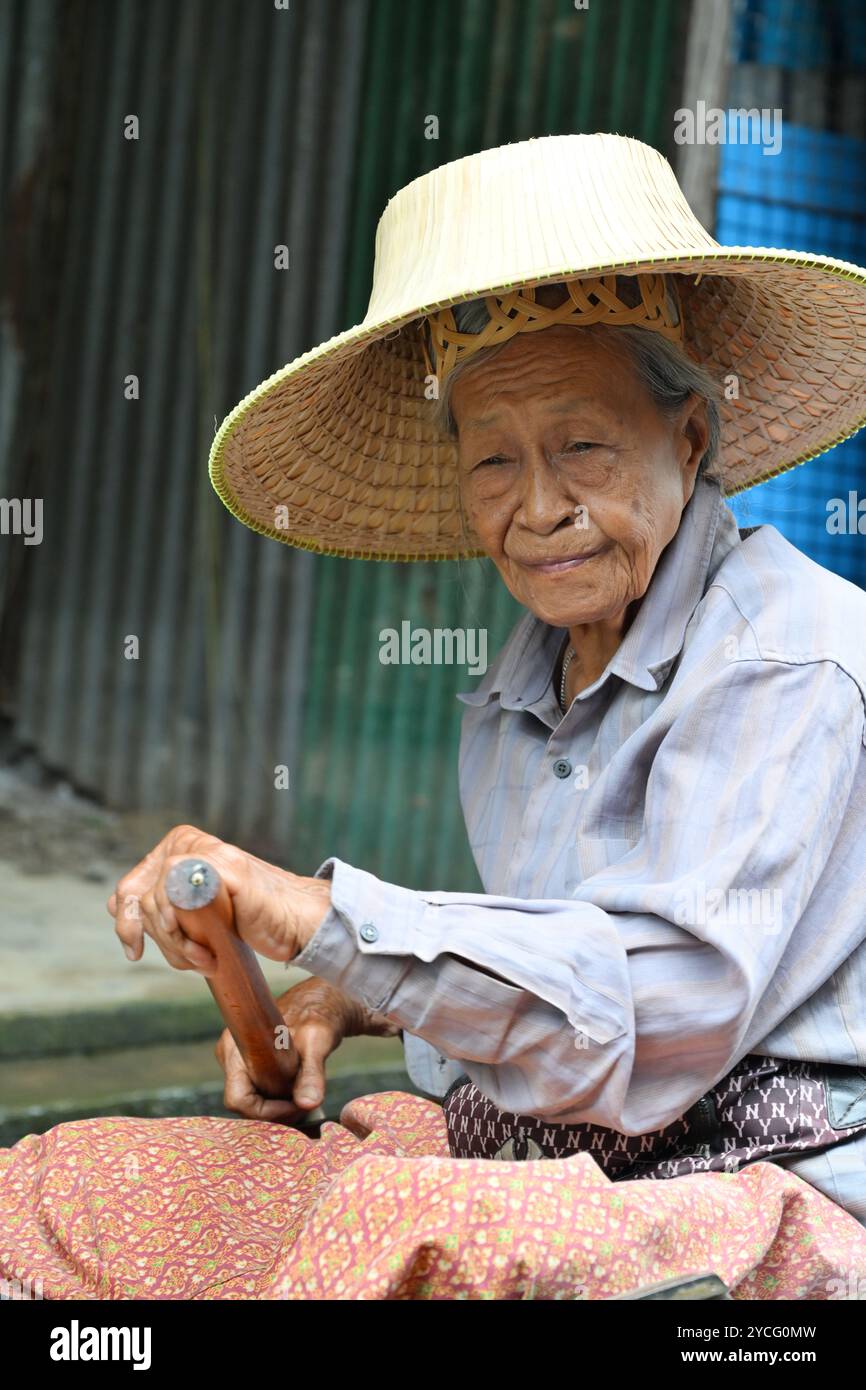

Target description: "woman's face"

left=452, top=325, right=710, bottom=630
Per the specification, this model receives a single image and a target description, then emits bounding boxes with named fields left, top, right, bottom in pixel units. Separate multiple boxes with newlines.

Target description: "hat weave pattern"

left=209, top=134, right=866, bottom=561
left=424, top=273, right=684, bottom=385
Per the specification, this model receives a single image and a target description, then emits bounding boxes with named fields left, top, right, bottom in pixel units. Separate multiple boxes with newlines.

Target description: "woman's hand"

left=215, top=977, right=401, bottom=1121
left=108, top=824, right=331, bottom=973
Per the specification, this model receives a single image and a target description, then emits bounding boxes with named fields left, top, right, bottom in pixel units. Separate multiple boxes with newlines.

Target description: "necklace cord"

left=559, top=642, right=576, bottom=711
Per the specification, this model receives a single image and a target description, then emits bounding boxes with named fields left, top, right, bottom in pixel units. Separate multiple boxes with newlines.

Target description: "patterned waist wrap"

left=442, top=1053, right=866, bottom=1180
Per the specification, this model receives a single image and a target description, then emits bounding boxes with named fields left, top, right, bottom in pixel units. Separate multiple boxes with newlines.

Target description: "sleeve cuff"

left=291, top=857, right=425, bottom=1013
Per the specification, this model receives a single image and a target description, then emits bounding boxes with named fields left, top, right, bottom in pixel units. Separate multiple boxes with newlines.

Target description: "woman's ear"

left=677, top=394, right=709, bottom=501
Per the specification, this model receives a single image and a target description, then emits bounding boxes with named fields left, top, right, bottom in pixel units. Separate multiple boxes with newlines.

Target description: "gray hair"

left=430, top=282, right=723, bottom=483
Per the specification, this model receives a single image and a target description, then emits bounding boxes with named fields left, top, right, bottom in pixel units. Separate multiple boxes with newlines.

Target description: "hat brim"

left=209, top=247, right=866, bottom=561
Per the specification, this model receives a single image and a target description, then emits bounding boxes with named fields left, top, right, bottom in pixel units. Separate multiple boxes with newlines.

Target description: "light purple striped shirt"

left=294, top=474, right=866, bottom=1223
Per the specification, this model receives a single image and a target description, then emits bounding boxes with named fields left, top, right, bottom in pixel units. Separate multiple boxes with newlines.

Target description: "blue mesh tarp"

left=733, top=0, right=866, bottom=71
left=716, top=10, right=866, bottom=587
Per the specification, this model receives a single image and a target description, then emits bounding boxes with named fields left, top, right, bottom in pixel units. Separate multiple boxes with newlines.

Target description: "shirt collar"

left=456, top=476, right=739, bottom=710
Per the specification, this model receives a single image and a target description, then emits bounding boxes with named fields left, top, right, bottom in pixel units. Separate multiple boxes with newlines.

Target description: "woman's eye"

left=469, top=444, right=598, bottom=471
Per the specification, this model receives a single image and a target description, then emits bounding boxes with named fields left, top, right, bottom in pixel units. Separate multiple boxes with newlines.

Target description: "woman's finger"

left=220, top=1031, right=302, bottom=1122
left=138, top=889, right=193, bottom=972
left=110, top=825, right=217, bottom=964
left=290, top=1021, right=338, bottom=1109
left=112, top=890, right=147, bottom=960
left=153, top=875, right=218, bottom=975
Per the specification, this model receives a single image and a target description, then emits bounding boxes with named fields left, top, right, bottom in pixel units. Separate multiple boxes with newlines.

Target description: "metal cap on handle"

left=164, top=859, right=223, bottom=911
left=164, top=857, right=300, bottom=1100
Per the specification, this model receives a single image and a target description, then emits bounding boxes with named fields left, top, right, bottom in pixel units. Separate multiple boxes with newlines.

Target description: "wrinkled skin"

left=452, top=324, right=710, bottom=699
left=215, top=976, right=400, bottom=1122
left=108, top=824, right=376, bottom=1123
left=109, top=824, right=330, bottom=973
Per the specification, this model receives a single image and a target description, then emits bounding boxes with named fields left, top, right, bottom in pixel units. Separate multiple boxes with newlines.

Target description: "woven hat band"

left=423, top=272, right=685, bottom=387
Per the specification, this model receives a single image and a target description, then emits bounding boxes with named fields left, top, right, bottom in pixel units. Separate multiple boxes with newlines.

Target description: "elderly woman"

left=4, top=133, right=866, bottom=1300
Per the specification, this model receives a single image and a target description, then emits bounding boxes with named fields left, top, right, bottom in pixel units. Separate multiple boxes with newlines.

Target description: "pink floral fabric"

left=1, top=1090, right=865, bottom=1300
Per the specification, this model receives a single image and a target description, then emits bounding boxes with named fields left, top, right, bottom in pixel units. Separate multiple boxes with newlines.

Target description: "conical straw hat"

left=209, top=132, right=866, bottom=561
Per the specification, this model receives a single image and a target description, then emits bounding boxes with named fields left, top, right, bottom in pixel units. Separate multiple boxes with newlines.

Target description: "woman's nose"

left=515, top=451, right=576, bottom=534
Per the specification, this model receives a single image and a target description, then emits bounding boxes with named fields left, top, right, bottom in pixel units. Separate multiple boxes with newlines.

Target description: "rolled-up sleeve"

left=294, top=657, right=865, bottom=1133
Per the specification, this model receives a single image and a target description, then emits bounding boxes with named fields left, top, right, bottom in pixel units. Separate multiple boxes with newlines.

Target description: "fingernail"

left=123, top=945, right=137, bottom=961
left=298, top=1090, right=319, bottom=1105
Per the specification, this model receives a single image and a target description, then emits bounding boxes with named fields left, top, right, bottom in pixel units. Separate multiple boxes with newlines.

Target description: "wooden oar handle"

left=164, top=857, right=300, bottom=1100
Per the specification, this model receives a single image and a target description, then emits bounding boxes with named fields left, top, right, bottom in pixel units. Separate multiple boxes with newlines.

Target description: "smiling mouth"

left=520, top=547, right=606, bottom=575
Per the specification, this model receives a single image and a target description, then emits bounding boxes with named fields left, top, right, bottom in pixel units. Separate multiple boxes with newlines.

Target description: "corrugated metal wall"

left=0, top=0, right=688, bottom=888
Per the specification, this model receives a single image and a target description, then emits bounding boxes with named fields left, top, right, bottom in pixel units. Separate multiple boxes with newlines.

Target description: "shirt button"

left=359, top=922, right=379, bottom=943
left=553, top=758, right=572, bottom=779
